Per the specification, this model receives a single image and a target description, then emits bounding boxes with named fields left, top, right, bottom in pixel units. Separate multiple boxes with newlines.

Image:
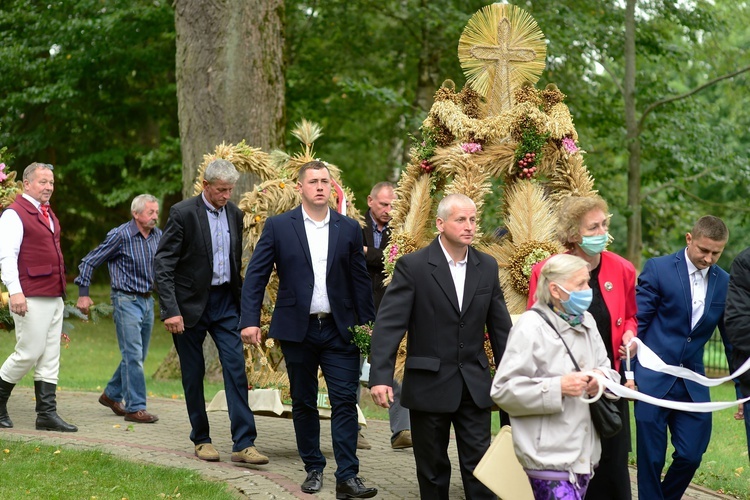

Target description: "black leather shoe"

left=335, top=477, right=377, bottom=499
left=301, top=470, right=323, bottom=494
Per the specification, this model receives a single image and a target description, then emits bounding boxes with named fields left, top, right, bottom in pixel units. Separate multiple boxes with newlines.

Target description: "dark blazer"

left=362, top=209, right=391, bottom=310
left=240, top=205, right=375, bottom=341
left=724, top=247, right=750, bottom=396
left=369, top=237, right=512, bottom=413
left=635, top=249, right=729, bottom=402
left=154, top=195, right=244, bottom=328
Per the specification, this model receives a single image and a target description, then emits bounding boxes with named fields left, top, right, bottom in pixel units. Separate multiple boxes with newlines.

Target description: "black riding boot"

left=0, top=376, right=15, bottom=428
left=35, top=381, right=77, bottom=432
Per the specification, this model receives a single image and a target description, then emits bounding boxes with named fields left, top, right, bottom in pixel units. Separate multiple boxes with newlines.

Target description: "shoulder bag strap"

left=532, top=309, right=581, bottom=372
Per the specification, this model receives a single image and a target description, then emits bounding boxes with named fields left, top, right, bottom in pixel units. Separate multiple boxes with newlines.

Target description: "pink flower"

left=562, top=137, right=579, bottom=153
left=0, top=163, right=6, bottom=182
left=460, top=143, right=482, bottom=154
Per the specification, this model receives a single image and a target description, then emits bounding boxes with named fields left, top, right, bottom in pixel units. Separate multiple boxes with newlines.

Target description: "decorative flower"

left=460, top=142, right=483, bottom=154
left=349, top=321, right=375, bottom=357
left=0, top=163, right=6, bottom=183
left=254, top=215, right=261, bottom=223
left=279, top=182, right=285, bottom=188
left=265, top=338, right=275, bottom=348
left=562, top=137, right=579, bottom=154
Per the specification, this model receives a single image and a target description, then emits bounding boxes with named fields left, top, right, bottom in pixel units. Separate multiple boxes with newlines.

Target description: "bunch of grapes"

left=516, top=152, right=537, bottom=179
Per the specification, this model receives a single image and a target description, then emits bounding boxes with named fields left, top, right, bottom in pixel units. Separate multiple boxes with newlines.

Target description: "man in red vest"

left=0, top=162, right=77, bottom=432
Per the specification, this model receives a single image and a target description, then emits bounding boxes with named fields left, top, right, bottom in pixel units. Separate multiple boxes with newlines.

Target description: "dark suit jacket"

left=240, top=206, right=375, bottom=341
left=369, top=237, right=512, bottom=413
left=724, top=247, right=750, bottom=396
left=362, top=209, right=391, bottom=310
left=154, top=195, right=244, bottom=328
left=635, top=249, right=729, bottom=402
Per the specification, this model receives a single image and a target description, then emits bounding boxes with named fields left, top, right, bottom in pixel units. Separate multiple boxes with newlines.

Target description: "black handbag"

left=533, top=310, right=623, bottom=439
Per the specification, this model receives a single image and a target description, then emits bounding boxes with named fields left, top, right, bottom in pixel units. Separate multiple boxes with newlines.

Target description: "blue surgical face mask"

left=555, top=283, right=593, bottom=315
left=579, top=233, right=608, bottom=256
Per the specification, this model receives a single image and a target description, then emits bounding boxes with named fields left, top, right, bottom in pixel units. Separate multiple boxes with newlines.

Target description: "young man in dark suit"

left=154, top=159, right=267, bottom=465
left=241, top=160, right=377, bottom=498
left=369, top=193, right=512, bottom=499
left=635, top=215, right=730, bottom=500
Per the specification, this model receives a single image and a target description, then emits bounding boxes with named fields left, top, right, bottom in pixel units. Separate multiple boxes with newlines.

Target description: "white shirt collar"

left=684, top=249, right=709, bottom=279
left=301, top=206, right=330, bottom=227
left=438, top=235, right=468, bottom=266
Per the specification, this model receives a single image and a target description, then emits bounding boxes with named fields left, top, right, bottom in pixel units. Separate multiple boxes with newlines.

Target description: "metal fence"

left=704, top=329, right=730, bottom=376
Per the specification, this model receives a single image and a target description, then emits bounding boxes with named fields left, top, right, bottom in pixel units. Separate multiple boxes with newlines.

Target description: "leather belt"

left=210, top=283, right=230, bottom=291
left=310, top=312, right=331, bottom=320
left=114, top=289, right=151, bottom=299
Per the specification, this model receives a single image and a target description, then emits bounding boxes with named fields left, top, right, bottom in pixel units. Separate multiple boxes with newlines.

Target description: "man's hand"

left=76, top=296, right=94, bottom=315
left=370, top=385, right=394, bottom=409
left=9, top=293, right=27, bottom=317
left=164, top=316, right=185, bottom=334
left=241, top=326, right=262, bottom=345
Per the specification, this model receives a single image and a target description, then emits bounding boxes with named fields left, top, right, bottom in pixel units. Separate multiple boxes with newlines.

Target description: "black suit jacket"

left=241, top=205, right=376, bottom=341
left=154, top=195, right=244, bottom=328
left=369, top=237, right=512, bottom=412
left=362, top=209, right=391, bottom=310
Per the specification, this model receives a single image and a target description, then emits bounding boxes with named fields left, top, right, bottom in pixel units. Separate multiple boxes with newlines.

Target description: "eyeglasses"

left=42, top=163, right=54, bottom=170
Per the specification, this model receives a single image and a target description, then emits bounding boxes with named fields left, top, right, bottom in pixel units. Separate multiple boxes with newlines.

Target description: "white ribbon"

left=583, top=338, right=750, bottom=412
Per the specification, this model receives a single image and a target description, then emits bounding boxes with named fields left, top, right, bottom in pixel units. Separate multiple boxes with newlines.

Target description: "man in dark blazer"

left=369, top=193, right=512, bottom=500
left=154, top=159, right=268, bottom=466
left=635, top=215, right=730, bottom=500
left=724, top=246, right=750, bottom=464
left=362, top=181, right=411, bottom=450
left=241, top=160, right=377, bottom=499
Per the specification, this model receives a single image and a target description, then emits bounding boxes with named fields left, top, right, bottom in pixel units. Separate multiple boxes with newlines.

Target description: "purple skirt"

left=525, top=469, right=591, bottom=500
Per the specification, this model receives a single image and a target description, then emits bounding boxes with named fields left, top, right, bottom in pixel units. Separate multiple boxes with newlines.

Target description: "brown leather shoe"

left=357, top=432, right=372, bottom=450
left=231, top=446, right=269, bottom=465
left=98, top=393, right=126, bottom=416
left=391, top=430, right=413, bottom=449
left=124, top=410, right=159, bottom=423
left=195, top=443, right=220, bottom=462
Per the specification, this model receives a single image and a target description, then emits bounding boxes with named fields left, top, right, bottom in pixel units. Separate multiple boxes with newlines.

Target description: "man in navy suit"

left=635, top=215, right=730, bottom=500
left=241, top=160, right=377, bottom=499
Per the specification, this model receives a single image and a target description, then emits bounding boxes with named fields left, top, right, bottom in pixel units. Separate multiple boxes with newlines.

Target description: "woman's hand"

left=618, top=329, right=637, bottom=359
left=561, top=372, right=591, bottom=397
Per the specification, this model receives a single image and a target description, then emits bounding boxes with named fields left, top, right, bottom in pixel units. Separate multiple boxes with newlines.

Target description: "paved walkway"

left=0, top=388, right=734, bottom=499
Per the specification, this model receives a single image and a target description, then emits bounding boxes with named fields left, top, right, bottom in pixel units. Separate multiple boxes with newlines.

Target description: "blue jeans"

left=105, top=291, right=154, bottom=412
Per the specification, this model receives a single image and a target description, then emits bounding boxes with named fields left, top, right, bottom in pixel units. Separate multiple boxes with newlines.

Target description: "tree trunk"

left=174, top=0, right=285, bottom=200
left=624, top=0, right=642, bottom=268
left=158, top=0, right=285, bottom=380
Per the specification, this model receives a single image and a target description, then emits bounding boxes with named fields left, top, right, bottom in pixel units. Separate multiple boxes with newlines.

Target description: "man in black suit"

left=369, top=193, right=512, bottom=499
left=154, top=159, right=268, bottom=465
left=241, top=160, right=377, bottom=498
left=362, top=182, right=411, bottom=450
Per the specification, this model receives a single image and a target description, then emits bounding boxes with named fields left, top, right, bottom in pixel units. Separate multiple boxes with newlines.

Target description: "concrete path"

left=0, top=388, right=734, bottom=499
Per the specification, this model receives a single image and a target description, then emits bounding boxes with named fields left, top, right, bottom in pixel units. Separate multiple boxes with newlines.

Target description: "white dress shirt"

left=302, top=206, right=331, bottom=315
left=0, top=193, right=52, bottom=295
left=685, top=249, right=708, bottom=330
left=438, top=235, right=468, bottom=311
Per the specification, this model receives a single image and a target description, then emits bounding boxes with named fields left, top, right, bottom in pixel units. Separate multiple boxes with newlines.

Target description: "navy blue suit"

left=241, top=205, right=375, bottom=482
left=635, top=249, right=729, bottom=500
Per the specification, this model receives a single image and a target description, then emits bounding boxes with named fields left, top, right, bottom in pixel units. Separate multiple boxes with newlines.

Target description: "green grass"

left=0, top=283, right=224, bottom=400
left=0, top=439, right=239, bottom=499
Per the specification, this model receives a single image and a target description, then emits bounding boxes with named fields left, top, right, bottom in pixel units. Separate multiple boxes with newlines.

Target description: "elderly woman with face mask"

left=527, top=195, right=637, bottom=500
left=492, top=254, right=620, bottom=500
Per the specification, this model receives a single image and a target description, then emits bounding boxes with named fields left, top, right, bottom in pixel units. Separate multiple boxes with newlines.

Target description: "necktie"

left=691, top=269, right=705, bottom=329
left=40, top=204, right=51, bottom=228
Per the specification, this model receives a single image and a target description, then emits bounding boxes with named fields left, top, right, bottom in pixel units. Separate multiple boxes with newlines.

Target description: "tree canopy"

left=0, top=0, right=748, bottom=272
